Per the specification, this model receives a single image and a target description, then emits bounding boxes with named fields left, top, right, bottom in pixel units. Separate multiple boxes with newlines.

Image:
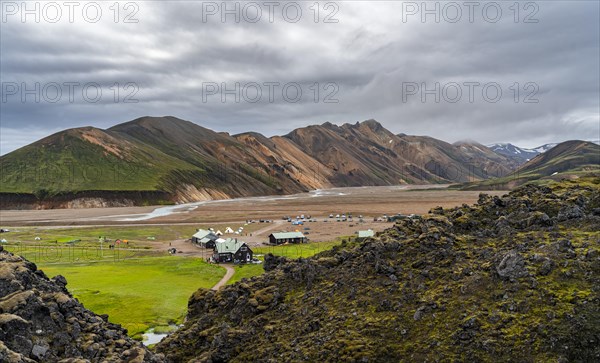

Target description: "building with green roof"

left=213, top=238, right=252, bottom=263
left=268, top=232, right=306, bottom=245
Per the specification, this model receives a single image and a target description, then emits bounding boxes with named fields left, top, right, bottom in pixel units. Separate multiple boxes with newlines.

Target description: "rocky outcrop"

left=495, top=250, right=529, bottom=281
left=157, top=178, right=600, bottom=362
left=0, top=247, right=165, bottom=363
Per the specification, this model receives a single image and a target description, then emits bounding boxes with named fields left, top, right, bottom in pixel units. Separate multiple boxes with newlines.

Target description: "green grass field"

left=4, top=243, right=164, bottom=265
left=40, top=257, right=225, bottom=338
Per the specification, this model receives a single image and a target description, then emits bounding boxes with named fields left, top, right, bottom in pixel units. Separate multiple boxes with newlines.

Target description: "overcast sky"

left=1, top=1, right=599, bottom=155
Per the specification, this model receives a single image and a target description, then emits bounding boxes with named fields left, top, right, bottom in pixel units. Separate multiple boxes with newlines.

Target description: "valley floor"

left=0, top=185, right=504, bottom=226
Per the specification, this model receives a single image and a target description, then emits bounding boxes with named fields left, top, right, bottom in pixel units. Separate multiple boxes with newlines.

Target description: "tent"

left=34, top=237, right=41, bottom=241
left=224, top=227, right=234, bottom=234
left=215, top=230, right=223, bottom=236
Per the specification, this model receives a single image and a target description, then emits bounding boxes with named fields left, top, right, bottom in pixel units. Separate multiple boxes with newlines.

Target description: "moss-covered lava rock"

left=157, top=178, right=600, bottom=362
left=0, top=247, right=164, bottom=363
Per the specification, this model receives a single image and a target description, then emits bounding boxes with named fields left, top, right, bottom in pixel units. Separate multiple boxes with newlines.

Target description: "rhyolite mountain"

left=0, top=116, right=543, bottom=208
left=487, top=141, right=600, bottom=165
left=515, top=140, right=600, bottom=177
left=284, top=121, right=516, bottom=186
left=461, top=140, right=600, bottom=190
left=153, top=178, right=600, bottom=362
left=0, top=116, right=332, bottom=208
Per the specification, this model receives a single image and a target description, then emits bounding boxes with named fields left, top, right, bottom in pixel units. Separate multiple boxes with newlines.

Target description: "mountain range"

left=488, top=140, right=599, bottom=165
left=488, top=143, right=551, bottom=164
left=0, top=116, right=597, bottom=208
left=462, top=140, right=600, bottom=190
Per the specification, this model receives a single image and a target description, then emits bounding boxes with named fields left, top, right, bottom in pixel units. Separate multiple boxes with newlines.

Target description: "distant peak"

left=127, top=115, right=188, bottom=125
left=361, top=119, right=382, bottom=127
left=234, top=131, right=261, bottom=138
left=109, top=116, right=206, bottom=134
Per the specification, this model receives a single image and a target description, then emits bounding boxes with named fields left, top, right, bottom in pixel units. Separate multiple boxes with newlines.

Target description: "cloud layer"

left=1, top=1, right=599, bottom=154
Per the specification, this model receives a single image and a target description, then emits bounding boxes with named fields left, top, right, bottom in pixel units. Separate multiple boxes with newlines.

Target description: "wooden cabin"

left=268, top=232, right=306, bottom=245
left=192, top=229, right=220, bottom=249
left=213, top=239, right=253, bottom=264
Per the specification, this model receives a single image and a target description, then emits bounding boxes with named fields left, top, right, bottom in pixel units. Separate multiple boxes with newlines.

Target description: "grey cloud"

left=1, top=1, right=598, bottom=153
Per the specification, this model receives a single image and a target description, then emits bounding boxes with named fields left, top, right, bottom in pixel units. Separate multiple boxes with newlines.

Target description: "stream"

left=142, top=325, right=180, bottom=346
left=116, top=188, right=352, bottom=222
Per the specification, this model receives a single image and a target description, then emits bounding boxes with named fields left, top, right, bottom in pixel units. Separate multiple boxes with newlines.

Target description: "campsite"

left=0, top=185, right=502, bottom=344
left=2, top=230, right=347, bottom=341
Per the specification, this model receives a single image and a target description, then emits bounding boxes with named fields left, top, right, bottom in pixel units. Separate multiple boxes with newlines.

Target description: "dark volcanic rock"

left=0, top=248, right=164, bottom=363
left=539, top=258, right=555, bottom=276
left=263, top=253, right=289, bottom=272
left=557, top=205, right=585, bottom=221
left=496, top=250, right=529, bottom=281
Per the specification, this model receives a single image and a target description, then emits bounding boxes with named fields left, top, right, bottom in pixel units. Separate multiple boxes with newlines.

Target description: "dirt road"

left=211, top=265, right=235, bottom=290
left=251, top=220, right=285, bottom=235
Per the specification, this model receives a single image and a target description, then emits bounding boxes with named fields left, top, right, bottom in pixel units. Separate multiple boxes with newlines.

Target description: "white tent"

left=215, top=230, right=223, bottom=236
left=0, top=239, right=7, bottom=243
left=224, top=227, right=234, bottom=234
left=34, top=237, right=41, bottom=241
